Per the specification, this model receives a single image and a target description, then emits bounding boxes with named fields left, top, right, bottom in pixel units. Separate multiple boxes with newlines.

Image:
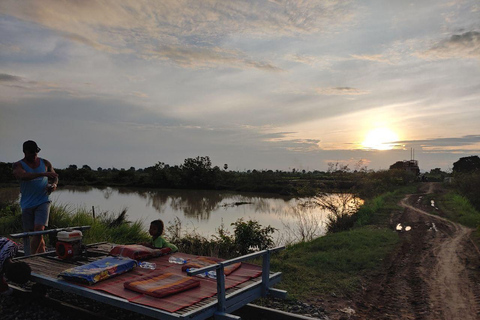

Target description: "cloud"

left=0, top=0, right=354, bottom=70
left=130, top=91, right=149, bottom=98
left=350, top=54, right=392, bottom=64
left=0, top=73, right=84, bottom=96
left=397, top=135, right=480, bottom=151
left=418, top=31, right=480, bottom=60
left=144, top=45, right=282, bottom=71
left=0, top=43, right=21, bottom=53
left=315, top=87, right=370, bottom=96
left=0, top=73, right=23, bottom=82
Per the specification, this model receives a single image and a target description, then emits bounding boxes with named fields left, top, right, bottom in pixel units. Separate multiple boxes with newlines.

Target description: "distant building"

left=389, top=160, right=420, bottom=175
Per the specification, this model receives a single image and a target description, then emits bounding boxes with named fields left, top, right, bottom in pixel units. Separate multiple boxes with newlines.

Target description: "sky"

left=1, top=0, right=479, bottom=172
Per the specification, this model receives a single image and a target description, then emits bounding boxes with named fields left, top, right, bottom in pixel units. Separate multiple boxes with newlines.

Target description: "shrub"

left=166, top=218, right=276, bottom=258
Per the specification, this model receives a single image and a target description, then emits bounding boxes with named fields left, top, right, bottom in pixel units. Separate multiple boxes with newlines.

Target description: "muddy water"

left=3, top=186, right=354, bottom=244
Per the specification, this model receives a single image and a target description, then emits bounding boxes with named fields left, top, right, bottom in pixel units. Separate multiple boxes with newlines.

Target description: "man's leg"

left=22, top=207, right=35, bottom=255
left=31, top=202, right=50, bottom=254
left=31, top=224, right=46, bottom=254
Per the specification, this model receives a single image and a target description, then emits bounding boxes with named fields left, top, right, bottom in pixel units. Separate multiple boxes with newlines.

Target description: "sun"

left=362, top=128, right=399, bottom=150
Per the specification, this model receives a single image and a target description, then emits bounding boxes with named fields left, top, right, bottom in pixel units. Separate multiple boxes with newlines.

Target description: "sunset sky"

left=1, top=0, right=479, bottom=172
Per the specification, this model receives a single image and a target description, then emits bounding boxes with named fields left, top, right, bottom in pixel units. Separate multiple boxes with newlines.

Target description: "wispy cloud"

left=0, top=0, right=355, bottom=71
left=0, top=73, right=61, bottom=92
left=144, top=45, right=282, bottom=71
left=418, top=31, right=480, bottom=60
left=0, top=73, right=23, bottom=82
left=350, top=54, right=392, bottom=64
left=315, top=87, right=370, bottom=96
left=398, top=135, right=480, bottom=151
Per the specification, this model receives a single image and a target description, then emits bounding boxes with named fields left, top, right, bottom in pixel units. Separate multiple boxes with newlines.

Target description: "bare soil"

left=331, top=182, right=480, bottom=320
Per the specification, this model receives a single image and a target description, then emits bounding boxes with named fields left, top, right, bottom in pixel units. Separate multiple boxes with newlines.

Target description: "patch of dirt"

left=323, top=182, right=480, bottom=320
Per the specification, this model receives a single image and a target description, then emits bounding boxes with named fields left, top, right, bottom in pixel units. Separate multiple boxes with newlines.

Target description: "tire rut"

left=353, top=183, right=480, bottom=320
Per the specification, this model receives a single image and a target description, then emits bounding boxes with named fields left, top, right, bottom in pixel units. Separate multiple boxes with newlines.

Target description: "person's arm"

left=162, top=237, right=178, bottom=252
left=12, top=161, right=58, bottom=181
left=152, top=236, right=178, bottom=252
left=44, top=159, right=59, bottom=192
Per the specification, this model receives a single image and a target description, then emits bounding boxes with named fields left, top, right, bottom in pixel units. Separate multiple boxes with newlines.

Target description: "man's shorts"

left=22, top=202, right=51, bottom=231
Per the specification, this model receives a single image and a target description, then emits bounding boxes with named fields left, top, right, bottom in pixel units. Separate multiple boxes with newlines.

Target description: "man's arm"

left=12, top=161, right=58, bottom=181
left=44, top=159, right=59, bottom=192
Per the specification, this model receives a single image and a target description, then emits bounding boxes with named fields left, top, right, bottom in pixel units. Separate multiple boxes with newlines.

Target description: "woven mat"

left=90, top=253, right=262, bottom=313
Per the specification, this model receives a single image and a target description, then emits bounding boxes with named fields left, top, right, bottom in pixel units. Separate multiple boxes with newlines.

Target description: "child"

left=147, top=220, right=178, bottom=253
left=1, top=237, right=31, bottom=295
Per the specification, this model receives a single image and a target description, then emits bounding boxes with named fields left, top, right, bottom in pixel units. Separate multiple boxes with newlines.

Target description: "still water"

left=46, top=186, right=336, bottom=244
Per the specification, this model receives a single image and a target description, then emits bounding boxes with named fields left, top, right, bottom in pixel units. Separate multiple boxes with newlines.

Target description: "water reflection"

left=6, top=186, right=359, bottom=244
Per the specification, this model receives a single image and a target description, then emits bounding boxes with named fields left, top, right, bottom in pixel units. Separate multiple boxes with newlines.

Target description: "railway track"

left=7, top=284, right=321, bottom=320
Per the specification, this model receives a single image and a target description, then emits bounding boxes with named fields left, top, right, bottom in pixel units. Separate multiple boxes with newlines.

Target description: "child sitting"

left=1, top=237, right=31, bottom=295
left=145, top=220, right=178, bottom=253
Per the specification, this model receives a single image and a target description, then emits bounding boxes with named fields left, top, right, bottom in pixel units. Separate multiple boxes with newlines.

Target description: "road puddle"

left=396, top=223, right=412, bottom=231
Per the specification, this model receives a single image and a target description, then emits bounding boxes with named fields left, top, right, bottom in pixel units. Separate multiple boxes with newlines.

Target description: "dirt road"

left=352, top=182, right=480, bottom=320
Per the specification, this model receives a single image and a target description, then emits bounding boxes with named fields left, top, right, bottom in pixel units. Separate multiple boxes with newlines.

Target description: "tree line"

left=1, top=155, right=479, bottom=201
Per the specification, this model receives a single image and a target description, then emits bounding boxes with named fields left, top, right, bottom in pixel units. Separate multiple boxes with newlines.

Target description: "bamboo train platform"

left=11, top=230, right=286, bottom=320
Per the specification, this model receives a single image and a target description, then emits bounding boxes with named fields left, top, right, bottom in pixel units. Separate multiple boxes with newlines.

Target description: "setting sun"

left=362, top=128, right=399, bottom=150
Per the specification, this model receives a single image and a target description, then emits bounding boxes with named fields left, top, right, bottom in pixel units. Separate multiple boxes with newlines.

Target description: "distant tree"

left=453, top=156, right=480, bottom=173
left=424, top=167, right=449, bottom=182
left=82, top=165, right=92, bottom=171
left=181, top=156, right=216, bottom=188
left=0, top=162, right=16, bottom=183
left=68, top=164, right=78, bottom=170
left=224, top=164, right=228, bottom=171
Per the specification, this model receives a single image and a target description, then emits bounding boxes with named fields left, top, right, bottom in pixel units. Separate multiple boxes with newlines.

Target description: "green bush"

left=454, top=172, right=480, bottom=212
left=166, top=218, right=276, bottom=258
left=232, top=219, right=276, bottom=255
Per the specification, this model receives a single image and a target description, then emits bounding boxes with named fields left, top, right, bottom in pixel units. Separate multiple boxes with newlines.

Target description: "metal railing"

left=10, top=226, right=91, bottom=256
left=186, top=246, right=287, bottom=319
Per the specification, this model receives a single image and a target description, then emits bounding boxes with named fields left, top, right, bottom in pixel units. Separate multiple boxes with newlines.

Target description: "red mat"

left=89, top=253, right=262, bottom=313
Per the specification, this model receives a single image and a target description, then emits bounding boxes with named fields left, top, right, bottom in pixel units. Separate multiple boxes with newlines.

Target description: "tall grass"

left=424, top=191, right=480, bottom=229
left=0, top=201, right=150, bottom=245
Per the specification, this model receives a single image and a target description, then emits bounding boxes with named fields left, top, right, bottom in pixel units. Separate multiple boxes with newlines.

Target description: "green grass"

left=355, top=185, right=416, bottom=227
left=423, top=191, right=480, bottom=229
left=271, top=228, right=399, bottom=300
left=0, top=201, right=151, bottom=245
left=268, top=185, right=416, bottom=301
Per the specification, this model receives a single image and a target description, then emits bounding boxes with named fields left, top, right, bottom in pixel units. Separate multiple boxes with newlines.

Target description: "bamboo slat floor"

left=16, top=243, right=284, bottom=320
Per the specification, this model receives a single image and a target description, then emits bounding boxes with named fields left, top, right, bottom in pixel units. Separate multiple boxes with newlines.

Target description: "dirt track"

left=351, top=182, right=480, bottom=320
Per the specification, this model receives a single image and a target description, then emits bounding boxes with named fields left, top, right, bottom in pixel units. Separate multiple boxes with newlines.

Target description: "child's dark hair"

left=5, top=261, right=31, bottom=284
left=150, top=219, right=164, bottom=236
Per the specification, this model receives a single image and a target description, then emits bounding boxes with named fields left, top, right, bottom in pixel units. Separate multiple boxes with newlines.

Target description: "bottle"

left=186, top=268, right=222, bottom=280
left=186, top=268, right=207, bottom=277
left=138, top=261, right=156, bottom=270
left=168, top=256, right=187, bottom=264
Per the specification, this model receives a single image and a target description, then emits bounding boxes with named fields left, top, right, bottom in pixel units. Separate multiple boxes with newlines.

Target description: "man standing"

left=12, top=140, right=58, bottom=254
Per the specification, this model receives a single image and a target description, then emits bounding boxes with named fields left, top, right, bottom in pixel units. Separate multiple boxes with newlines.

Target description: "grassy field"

left=269, top=185, right=416, bottom=301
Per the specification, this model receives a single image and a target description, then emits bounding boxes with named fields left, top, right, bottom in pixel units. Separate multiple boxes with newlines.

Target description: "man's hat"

left=23, top=140, right=41, bottom=153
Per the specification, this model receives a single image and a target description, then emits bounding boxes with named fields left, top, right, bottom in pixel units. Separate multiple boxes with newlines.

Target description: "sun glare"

left=362, top=128, right=399, bottom=150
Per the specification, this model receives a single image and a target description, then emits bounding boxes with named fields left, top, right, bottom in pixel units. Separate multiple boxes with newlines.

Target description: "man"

left=12, top=140, right=58, bottom=254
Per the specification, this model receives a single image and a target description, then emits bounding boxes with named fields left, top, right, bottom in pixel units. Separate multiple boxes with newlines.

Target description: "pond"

left=5, top=186, right=360, bottom=244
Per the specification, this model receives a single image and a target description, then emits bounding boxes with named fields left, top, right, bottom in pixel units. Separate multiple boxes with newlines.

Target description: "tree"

left=453, top=156, right=480, bottom=173
left=181, top=156, right=215, bottom=188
